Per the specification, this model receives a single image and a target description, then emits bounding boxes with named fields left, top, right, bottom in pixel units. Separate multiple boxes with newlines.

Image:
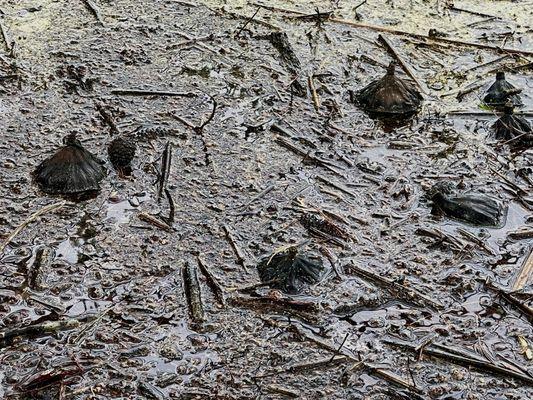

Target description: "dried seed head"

left=257, top=249, right=325, bottom=294
left=34, top=134, right=106, bottom=195
left=356, top=63, right=422, bottom=116
left=108, top=136, right=136, bottom=169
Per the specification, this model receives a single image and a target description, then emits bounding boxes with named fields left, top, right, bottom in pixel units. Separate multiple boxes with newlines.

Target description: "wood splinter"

left=82, top=0, right=104, bottom=25
left=182, top=261, right=205, bottom=324
left=222, top=224, right=248, bottom=271
left=197, top=256, right=226, bottom=306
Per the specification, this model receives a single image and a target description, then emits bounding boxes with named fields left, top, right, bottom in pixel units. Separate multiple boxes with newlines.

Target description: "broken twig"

left=1, top=319, right=80, bottom=348
left=1, top=201, right=67, bottom=254
left=251, top=2, right=533, bottom=56
left=378, top=34, right=428, bottom=94
left=512, top=247, right=533, bottom=292
left=82, top=0, right=104, bottom=25
left=158, top=142, right=172, bottom=201
left=111, top=89, right=194, bottom=97
left=222, top=224, right=248, bottom=271
left=182, top=261, right=205, bottom=324
left=196, top=256, right=226, bottom=306
left=384, top=337, right=533, bottom=385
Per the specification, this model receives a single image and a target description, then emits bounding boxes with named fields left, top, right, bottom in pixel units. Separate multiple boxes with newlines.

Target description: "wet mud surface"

left=0, top=1, right=532, bottom=399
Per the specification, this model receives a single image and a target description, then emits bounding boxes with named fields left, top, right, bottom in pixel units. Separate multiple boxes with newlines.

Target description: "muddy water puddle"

left=0, top=0, right=532, bottom=399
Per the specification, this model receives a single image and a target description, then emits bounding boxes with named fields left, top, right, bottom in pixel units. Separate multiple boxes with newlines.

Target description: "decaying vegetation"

left=0, top=0, right=532, bottom=399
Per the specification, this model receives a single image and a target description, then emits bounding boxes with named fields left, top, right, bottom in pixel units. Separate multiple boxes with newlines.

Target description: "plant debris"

left=34, top=133, right=106, bottom=195
left=108, top=136, right=137, bottom=175
left=483, top=71, right=523, bottom=108
left=355, top=62, right=422, bottom=117
left=257, top=247, right=325, bottom=294
left=492, top=102, right=532, bottom=146
left=429, top=181, right=508, bottom=227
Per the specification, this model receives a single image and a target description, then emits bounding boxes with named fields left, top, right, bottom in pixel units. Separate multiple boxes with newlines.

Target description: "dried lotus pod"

left=257, top=247, right=325, bottom=294
left=483, top=71, right=523, bottom=108
left=492, top=103, right=532, bottom=146
left=356, top=62, right=422, bottom=116
left=34, top=133, right=106, bottom=195
left=430, top=182, right=507, bottom=227
left=108, top=136, right=136, bottom=172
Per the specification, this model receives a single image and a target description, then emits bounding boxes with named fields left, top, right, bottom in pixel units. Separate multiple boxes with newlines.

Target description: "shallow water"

left=0, top=0, right=532, bottom=399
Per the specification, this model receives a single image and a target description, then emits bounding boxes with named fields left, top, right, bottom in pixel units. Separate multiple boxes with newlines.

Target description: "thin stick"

left=70, top=307, right=113, bottom=345
left=329, top=333, right=349, bottom=363
left=82, top=0, right=104, bottom=25
left=170, top=112, right=195, bottom=129
left=448, top=5, right=499, bottom=19
left=95, top=103, right=119, bottom=135
left=264, top=385, right=299, bottom=398
left=1, top=201, right=66, bottom=254
left=138, top=212, right=172, bottom=231
left=273, top=134, right=344, bottom=174
left=170, top=96, right=216, bottom=166
left=1, top=319, right=80, bottom=347
left=449, top=110, right=533, bottom=117
left=384, top=337, right=533, bottom=385
left=280, top=319, right=359, bottom=362
left=222, top=224, right=248, bottom=272
left=241, top=184, right=275, bottom=208
left=315, top=175, right=358, bottom=198
left=489, top=167, right=528, bottom=195
left=353, top=0, right=367, bottom=16
left=457, top=228, right=495, bottom=255
left=230, top=295, right=319, bottom=320
left=308, top=75, right=320, bottom=111
left=158, top=142, right=172, bottom=201
left=198, top=96, right=217, bottom=130
left=169, top=0, right=198, bottom=6
left=441, top=81, right=485, bottom=99
left=367, top=364, right=424, bottom=394
left=286, top=355, right=348, bottom=374
left=512, top=247, right=533, bottom=292
left=484, top=280, right=533, bottom=322
left=111, top=89, right=194, bottom=97
left=378, top=34, right=428, bottom=94
left=235, top=7, right=260, bottom=38
left=462, top=55, right=510, bottom=73
left=196, top=256, right=226, bottom=306
left=164, top=188, right=175, bottom=226
left=347, top=262, right=443, bottom=309
left=172, top=29, right=232, bottom=65
left=0, top=19, right=13, bottom=52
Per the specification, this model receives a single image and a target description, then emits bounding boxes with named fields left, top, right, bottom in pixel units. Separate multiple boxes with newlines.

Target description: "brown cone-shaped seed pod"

left=492, top=103, right=532, bottom=144
left=108, top=136, right=136, bottom=170
left=430, top=182, right=507, bottom=228
left=483, top=71, right=523, bottom=108
left=34, top=133, right=106, bottom=195
left=356, top=62, right=422, bottom=116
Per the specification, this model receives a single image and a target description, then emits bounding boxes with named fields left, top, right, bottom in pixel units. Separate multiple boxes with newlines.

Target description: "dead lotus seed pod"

left=34, top=133, right=106, bottom=195
left=257, top=247, right=325, bottom=294
left=356, top=62, right=422, bottom=116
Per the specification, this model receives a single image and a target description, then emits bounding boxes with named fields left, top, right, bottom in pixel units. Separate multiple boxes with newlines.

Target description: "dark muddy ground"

left=0, top=0, right=532, bottom=399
